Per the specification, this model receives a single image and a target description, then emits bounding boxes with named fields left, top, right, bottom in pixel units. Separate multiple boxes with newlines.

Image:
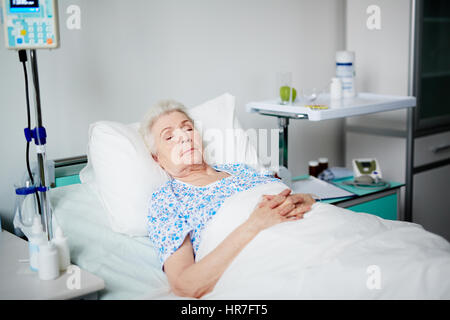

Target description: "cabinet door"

left=413, top=164, right=450, bottom=241
left=415, top=0, right=450, bottom=131
left=347, top=194, right=398, bottom=221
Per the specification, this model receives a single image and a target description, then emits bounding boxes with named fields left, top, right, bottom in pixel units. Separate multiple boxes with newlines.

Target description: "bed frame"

left=53, top=155, right=87, bottom=188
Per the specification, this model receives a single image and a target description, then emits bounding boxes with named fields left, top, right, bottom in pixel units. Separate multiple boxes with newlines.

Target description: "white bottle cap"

left=55, top=226, right=65, bottom=239
left=308, top=160, right=319, bottom=166
left=336, top=51, right=355, bottom=63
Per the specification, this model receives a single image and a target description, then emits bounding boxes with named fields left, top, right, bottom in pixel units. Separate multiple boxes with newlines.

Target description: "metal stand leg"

left=29, top=49, right=53, bottom=240
left=405, top=107, right=414, bottom=222
left=278, top=117, right=289, bottom=169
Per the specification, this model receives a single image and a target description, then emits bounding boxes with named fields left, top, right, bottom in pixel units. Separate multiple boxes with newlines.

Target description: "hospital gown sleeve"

left=147, top=193, right=195, bottom=270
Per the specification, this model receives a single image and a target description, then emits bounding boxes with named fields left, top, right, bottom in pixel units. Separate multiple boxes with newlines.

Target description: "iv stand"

left=28, top=49, right=53, bottom=241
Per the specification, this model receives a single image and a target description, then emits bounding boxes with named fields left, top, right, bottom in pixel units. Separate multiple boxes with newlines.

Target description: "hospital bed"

left=48, top=155, right=450, bottom=300
left=40, top=92, right=450, bottom=299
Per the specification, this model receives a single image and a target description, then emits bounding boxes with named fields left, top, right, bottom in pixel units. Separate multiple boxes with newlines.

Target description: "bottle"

left=336, top=51, right=356, bottom=98
left=330, top=77, right=342, bottom=100
left=28, top=216, right=46, bottom=272
left=318, top=157, right=329, bottom=175
left=52, top=227, right=71, bottom=271
left=38, top=241, right=60, bottom=280
left=308, top=161, right=319, bottom=178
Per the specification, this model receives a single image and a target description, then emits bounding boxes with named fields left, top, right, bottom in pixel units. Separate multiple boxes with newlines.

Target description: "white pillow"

left=187, top=93, right=261, bottom=168
left=85, top=121, right=170, bottom=236
left=81, top=93, right=261, bottom=237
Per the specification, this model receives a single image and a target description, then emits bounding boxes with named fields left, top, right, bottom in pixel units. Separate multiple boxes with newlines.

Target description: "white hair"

left=139, top=99, right=194, bottom=155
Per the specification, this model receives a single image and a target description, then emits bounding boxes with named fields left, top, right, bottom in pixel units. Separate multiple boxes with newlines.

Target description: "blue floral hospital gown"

left=147, top=163, right=280, bottom=269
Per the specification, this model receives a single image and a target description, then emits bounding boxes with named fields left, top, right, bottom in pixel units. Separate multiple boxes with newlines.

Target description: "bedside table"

left=326, top=176, right=403, bottom=220
left=292, top=175, right=404, bottom=221
left=0, top=230, right=105, bottom=300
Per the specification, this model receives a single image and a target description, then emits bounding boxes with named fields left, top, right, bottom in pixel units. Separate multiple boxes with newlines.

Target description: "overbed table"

left=246, top=93, right=416, bottom=221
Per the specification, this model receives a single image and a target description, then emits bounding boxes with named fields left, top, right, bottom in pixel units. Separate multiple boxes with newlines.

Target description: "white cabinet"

left=414, top=131, right=450, bottom=167
left=413, top=164, right=450, bottom=241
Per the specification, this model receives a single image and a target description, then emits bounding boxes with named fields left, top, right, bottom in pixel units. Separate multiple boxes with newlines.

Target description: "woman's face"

left=150, top=111, right=204, bottom=176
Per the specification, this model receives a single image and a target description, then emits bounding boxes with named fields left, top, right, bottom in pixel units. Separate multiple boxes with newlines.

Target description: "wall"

left=345, top=0, right=412, bottom=134
left=0, top=0, right=345, bottom=232
left=345, top=0, right=412, bottom=174
left=345, top=0, right=412, bottom=219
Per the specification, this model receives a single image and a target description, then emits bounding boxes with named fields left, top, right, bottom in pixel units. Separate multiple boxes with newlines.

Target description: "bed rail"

left=53, top=155, right=88, bottom=187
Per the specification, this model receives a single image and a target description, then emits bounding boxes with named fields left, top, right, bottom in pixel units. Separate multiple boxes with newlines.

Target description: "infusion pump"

left=2, top=0, right=59, bottom=49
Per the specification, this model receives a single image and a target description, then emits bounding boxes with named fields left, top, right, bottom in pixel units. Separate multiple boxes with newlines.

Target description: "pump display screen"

left=10, top=0, right=39, bottom=12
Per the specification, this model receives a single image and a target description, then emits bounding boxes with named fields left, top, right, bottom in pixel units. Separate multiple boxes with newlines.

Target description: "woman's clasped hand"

left=247, top=189, right=315, bottom=232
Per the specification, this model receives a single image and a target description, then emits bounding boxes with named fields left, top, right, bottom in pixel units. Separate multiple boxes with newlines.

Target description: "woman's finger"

left=282, top=213, right=304, bottom=222
left=267, top=193, right=289, bottom=209
left=263, top=189, right=291, bottom=201
left=259, top=189, right=292, bottom=209
left=279, top=189, right=292, bottom=196
left=285, top=204, right=311, bottom=218
left=276, top=202, right=296, bottom=216
left=258, top=194, right=274, bottom=207
left=288, top=193, right=311, bottom=205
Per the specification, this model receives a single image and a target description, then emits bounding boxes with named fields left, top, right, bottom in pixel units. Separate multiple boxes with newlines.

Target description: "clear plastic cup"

left=277, top=72, right=295, bottom=105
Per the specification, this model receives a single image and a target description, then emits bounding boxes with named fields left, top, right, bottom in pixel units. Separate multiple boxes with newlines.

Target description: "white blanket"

left=194, top=182, right=450, bottom=299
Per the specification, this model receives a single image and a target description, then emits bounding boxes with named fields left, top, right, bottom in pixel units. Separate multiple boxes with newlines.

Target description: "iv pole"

left=28, top=49, right=53, bottom=241
left=3, top=0, right=60, bottom=242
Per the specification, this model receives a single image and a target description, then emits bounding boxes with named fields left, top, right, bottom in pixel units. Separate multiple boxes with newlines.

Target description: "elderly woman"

left=139, top=99, right=316, bottom=299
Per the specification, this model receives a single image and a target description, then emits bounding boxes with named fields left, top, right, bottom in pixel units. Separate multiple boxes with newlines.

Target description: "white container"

left=336, top=51, right=356, bottom=98
left=28, top=216, right=46, bottom=272
left=52, top=227, right=71, bottom=271
left=38, top=242, right=60, bottom=280
left=330, top=77, right=342, bottom=100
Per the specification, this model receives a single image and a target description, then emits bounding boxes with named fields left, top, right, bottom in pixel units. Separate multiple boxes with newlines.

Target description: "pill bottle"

left=330, top=77, right=342, bottom=100
left=28, top=216, right=46, bottom=272
left=308, top=161, right=319, bottom=177
left=52, top=227, right=71, bottom=271
left=336, top=51, right=356, bottom=98
left=38, top=241, right=60, bottom=280
left=318, top=157, right=329, bottom=175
